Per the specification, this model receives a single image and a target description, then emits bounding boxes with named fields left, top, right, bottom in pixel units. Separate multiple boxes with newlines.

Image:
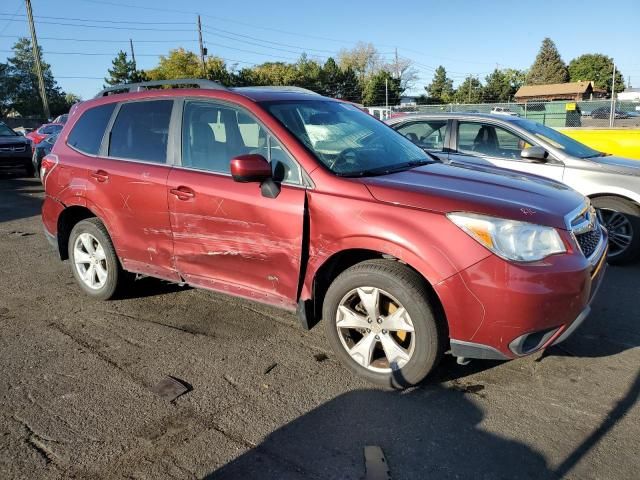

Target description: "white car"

left=490, top=107, right=519, bottom=116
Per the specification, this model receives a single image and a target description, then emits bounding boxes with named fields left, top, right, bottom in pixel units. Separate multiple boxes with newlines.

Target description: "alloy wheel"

left=335, top=286, right=415, bottom=372
left=598, top=208, right=634, bottom=257
left=73, top=233, right=108, bottom=290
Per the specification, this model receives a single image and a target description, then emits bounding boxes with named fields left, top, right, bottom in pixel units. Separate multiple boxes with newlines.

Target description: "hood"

left=584, top=155, right=640, bottom=176
left=0, top=135, right=30, bottom=146
left=363, top=162, right=585, bottom=230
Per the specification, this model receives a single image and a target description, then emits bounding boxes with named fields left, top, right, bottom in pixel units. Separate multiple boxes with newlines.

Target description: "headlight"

left=447, top=212, right=566, bottom=262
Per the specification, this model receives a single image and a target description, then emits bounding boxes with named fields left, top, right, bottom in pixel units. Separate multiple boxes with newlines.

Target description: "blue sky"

left=1, top=0, right=639, bottom=100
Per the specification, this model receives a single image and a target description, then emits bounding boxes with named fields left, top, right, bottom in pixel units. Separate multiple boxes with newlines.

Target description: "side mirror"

left=230, top=154, right=280, bottom=198
left=230, top=154, right=272, bottom=183
left=520, top=146, right=549, bottom=162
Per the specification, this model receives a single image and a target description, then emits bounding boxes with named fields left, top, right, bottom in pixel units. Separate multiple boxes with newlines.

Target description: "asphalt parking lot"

left=0, top=170, right=638, bottom=480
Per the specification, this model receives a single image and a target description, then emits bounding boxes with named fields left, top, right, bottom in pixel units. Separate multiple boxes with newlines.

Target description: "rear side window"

left=109, top=100, right=173, bottom=163
left=67, top=103, right=116, bottom=155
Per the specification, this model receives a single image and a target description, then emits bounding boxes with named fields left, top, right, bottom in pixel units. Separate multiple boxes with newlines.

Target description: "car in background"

left=0, top=121, right=34, bottom=176
left=32, top=133, right=58, bottom=179
left=26, top=123, right=64, bottom=146
left=52, top=114, right=69, bottom=124
left=590, top=106, right=630, bottom=119
left=387, top=113, right=640, bottom=264
left=40, top=79, right=607, bottom=388
left=490, top=106, right=518, bottom=116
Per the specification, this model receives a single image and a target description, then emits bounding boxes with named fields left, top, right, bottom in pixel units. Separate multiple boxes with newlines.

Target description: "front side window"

left=181, top=100, right=302, bottom=184
left=458, top=122, right=531, bottom=160
left=109, top=100, right=173, bottom=163
left=262, top=100, right=434, bottom=177
left=67, top=103, right=117, bottom=155
left=396, top=120, right=447, bottom=151
left=513, top=118, right=600, bottom=158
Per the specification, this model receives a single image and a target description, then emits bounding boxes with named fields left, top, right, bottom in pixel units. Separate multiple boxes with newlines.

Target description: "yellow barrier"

left=558, top=129, right=640, bottom=160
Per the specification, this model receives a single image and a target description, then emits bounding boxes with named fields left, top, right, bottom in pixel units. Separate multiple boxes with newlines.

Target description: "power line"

left=0, top=12, right=192, bottom=25
left=0, top=34, right=198, bottom=43
left=0, top=18, right=194, bottom=31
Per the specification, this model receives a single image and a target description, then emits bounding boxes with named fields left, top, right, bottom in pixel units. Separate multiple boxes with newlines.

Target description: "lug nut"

left=366, top=329, right=371, bottom=333
left=377, top=318, right=383, bottom=324
left=367, top=318, right=372, bottom=323
left=375, top=335, right=380, bottom=340
left=382, top=329, right=387, bottom=334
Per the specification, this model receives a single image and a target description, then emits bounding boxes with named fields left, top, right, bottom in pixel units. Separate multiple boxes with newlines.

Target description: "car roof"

left=385, top=112, right=524, bottom=125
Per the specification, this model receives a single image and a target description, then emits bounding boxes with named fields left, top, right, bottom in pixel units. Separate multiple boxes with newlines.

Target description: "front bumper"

left=438, top=231, right=608, bottom=361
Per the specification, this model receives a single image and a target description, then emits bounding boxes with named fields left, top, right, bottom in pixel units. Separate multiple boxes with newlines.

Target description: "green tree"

left=319, top=57, right=341, bottom=97
left=568, top=53, right=624, bottom=94
left=294, top=53, right=322, bottom=91
left=483, top=68, right=525, bottom=102
left=452, top=75, right=483, bottom=104
left=5, top=37, right=69, bottom=117
left=424, top=66, right=454, bottom=104
left=526, top=38, right=569, bottom=85
left=339, top=67, right=362, bottom=103
left=362, top=71, right=400, bottom=106
left=146, top=48, right=230, bottom=85
left=104, top=50, right=143, bottom=86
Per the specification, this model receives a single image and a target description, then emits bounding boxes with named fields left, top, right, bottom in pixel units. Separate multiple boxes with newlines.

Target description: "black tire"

left=323, top=259, right=445, bottom=389
left=592, top=196, right=640, bottom=265
left=32, top=151, right=40, bottom=178
left=68, top=218, right=122, bottom=300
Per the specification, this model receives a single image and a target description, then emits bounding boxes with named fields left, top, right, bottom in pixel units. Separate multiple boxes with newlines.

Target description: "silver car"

left=387, top=113, right=640, bottom=264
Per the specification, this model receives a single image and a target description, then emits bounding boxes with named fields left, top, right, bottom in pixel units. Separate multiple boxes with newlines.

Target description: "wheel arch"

left=299, top=247, right=447, bottom=335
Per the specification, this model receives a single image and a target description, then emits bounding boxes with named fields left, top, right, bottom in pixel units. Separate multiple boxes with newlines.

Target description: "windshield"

left=0, top=123, right=18, bottom=136
left=513, top=118, right=600, bottom=158
left=39, top=124, right=63, bottom=135
left=261, top=100, right=433, bottom=176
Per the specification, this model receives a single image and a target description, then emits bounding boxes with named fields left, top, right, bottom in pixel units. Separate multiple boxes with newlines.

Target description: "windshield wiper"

left=336, top=159, right=436, bottom=178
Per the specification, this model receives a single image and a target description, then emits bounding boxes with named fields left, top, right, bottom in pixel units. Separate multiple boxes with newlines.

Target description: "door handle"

left=170, top=186, right=195, bottom=200
left=90, top=170, right=109, bottom=182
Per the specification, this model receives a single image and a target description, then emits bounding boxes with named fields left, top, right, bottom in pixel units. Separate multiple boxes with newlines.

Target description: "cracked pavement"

left=0, top=171, right=639, bottom=479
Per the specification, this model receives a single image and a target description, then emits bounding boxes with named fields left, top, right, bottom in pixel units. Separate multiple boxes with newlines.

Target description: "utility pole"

left=610, top=63, right=616, bottom=127
left=197, top=15, right=206, bottom=78
left=394, top=48, right=399, bottom=79
left=385, top=78, right=389, bottom=118
left=129, top=38, right=136, bottom=71
left=24, top=0, right=50, bottom=119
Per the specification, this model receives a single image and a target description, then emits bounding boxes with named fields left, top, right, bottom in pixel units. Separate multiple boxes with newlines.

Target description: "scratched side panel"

left=167, top=168, right=305, bottom=308
left=302, top=184, right=492, bottom=299
left=83, top=157, right=178, bottom=282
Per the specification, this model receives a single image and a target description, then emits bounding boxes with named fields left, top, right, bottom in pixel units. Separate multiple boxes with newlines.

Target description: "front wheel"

left=68, top=218, right=123, bottom=300
left=323, top=259, right=445, bottom=388
left=592, top=196, right=640, bottom=265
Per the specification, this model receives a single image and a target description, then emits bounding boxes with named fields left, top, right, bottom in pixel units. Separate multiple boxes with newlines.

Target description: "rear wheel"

left=592, top=196, right=640, bottom=265
left=68, top=218, right=122, bottom=300
left=323, top=259, right=444, bottom=388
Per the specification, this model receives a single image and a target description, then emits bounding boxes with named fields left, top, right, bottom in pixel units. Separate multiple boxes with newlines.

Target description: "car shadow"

left=205, top=384, right=555, bottom=480
left=117, top=276, right=192, bottom=300
left=0, top=170, right=43, bottom=224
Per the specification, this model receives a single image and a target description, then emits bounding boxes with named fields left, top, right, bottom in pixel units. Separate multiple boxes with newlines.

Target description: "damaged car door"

left=167, top=99, right=306, bottom=308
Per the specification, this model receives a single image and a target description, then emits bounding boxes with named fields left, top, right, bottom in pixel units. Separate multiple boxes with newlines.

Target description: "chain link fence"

left=385, top=100, right=640, bottom=128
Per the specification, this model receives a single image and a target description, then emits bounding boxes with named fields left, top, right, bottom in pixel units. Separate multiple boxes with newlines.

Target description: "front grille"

left=576, top=228, right=602, bottom=258
left=0, top=144, right=27, bottom=153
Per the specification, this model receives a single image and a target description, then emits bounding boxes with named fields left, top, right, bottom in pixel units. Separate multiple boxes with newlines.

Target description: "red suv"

left=41, top=80, right=607, bottom=387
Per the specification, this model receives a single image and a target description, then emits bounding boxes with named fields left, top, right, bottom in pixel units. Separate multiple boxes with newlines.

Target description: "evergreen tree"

left=362, top=71, right=400, bottom=106
left=319, top=57, right=341, bottom=97
left=339, top=67, right=362, bottom=103
left=483, top=68, right=524, bottom=102
left=568, top=54, right=624, bottom=94
left=5, top=38, right=69, bottom=117
left=452, top=75, right=483, bottom=104
left=425, top=66, right=454, bottom=104
left=526, top=38, right=569, bottom=85
left=105, top=50, right=144, bottom=86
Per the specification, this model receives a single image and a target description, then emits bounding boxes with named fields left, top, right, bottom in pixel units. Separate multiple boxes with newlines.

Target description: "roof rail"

left=94, top=79, right=228, bottom=98
left=232, top=85, right=320, bottom=96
